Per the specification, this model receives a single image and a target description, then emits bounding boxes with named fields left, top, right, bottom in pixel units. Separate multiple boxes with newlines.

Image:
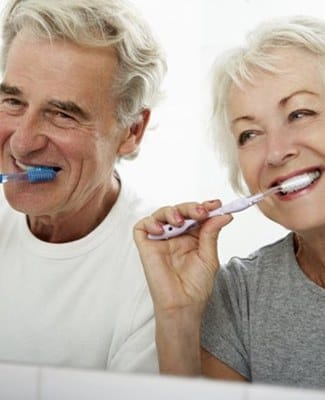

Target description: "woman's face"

left=228, top=48, right=325, bottom=233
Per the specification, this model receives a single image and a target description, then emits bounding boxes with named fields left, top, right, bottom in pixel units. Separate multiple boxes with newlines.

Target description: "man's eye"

left=288, top=109, right=315, bottom=121
left=0, top=97, right=25, bottom=114
left=237, top=130, right=257, bottom=146
left=55, top=111, right=74, bottom=120
left=47, top=110, right=78, bottom=128
left=1, top=98, right=23, bottom=107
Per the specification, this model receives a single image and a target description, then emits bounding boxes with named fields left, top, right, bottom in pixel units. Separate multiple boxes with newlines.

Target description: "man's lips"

left=15, top=160, right=61, bottom=172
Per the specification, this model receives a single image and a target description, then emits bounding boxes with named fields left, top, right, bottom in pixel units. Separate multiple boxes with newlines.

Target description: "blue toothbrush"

left=0, top=167, right=57, bottom=184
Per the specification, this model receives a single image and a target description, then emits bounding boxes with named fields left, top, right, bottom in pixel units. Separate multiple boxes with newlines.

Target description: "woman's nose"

left=264, top=128, right=299, bottom=167
left=9, top=112, right=48, bottom=157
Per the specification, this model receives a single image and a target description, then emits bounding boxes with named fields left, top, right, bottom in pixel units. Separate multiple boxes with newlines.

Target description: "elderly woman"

left=134, top=16, right=325, bottom=389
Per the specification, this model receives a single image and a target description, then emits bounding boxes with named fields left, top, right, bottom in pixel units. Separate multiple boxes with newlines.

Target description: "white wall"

left=1, top=0, right=324, bottom=262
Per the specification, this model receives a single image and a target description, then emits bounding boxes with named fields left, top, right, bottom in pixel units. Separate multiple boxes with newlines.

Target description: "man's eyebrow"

left=0, top=83, right=23, bottom=96
left=0, top=84, right=91, bottom=120
left=48, top=100, right=90, bottom=120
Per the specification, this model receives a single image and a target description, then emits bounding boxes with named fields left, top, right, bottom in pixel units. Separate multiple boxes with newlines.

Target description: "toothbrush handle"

left=147, top=192, right=266, bottom=240
left=0, top=172, right=29, bottom=184
left=208, top=192, right=264, bottom=217
left=146, top=205, right=236, bottom=241
left=147, top=218, right=199, bottom=240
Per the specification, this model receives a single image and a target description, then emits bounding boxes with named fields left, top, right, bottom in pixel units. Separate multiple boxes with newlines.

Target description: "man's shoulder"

left=113, top=179, right=157, bottom=223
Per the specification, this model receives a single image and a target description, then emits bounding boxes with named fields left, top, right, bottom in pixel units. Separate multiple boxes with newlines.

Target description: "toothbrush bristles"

left=278, top=171, right=319, bottom=194
left=27, top=167, right=57, bottom=183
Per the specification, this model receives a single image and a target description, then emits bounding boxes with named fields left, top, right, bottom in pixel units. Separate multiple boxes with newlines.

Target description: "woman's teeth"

left=279, top=170, right=321, bottom=195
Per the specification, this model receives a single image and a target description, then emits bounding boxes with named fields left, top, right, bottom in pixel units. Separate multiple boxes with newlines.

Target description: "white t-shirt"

left=0, top=178, right=158, bottom=373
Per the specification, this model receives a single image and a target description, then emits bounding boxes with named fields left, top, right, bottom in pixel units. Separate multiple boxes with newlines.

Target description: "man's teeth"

left=15, top=161, right=31, bottom=171
left=15, top=161, right=59, bottom=172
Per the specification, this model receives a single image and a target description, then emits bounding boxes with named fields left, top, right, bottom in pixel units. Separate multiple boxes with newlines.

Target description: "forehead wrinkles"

left=228, top=57, right=323, bottom=125
left=3, top=32, right=119, bottom=114
left=6, top=31, right=118, bottom=83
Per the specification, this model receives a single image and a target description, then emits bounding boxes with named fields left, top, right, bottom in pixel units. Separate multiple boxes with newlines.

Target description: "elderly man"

left=0, top=0, right=166, bottom=372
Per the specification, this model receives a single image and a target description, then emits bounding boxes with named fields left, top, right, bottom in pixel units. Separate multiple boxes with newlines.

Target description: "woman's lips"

left=269, top=168, right=321, bottom=190
left=272, top=171, right=321, bottom=200
left=278, top=170, right=321, bottom=195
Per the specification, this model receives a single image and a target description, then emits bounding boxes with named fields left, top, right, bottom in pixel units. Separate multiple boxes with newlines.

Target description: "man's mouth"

left=15, top=160, right=61, bottom=173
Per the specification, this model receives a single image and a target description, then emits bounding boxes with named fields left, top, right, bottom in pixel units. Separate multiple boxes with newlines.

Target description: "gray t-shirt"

left=201, top=233, right=325, bottom=389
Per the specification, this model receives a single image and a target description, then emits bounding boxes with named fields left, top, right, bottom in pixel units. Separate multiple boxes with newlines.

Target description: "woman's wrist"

left=155, top=306, right=204, bottom=375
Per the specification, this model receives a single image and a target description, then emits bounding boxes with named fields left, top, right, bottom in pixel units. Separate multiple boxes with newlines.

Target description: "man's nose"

left=9, top=111, right=48, bottom=157
left=264, top=127, right=299, bottom=167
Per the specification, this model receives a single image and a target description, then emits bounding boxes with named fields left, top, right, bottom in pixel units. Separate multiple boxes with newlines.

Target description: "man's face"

left=0, top=30, right=129, bottom=219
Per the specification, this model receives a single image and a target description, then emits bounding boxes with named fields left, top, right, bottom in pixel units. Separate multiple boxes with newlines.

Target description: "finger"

left=198, top=213, right=233, bottom=270
left=201, top=199, right=222, bottom=212
left=134, top=200, right=224, bottom=244
left=151, top=202, right=212, bottom=223
left=133, top=215, right=164, bottom=244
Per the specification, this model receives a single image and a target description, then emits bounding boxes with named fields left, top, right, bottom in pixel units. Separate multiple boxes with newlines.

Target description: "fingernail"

left=196, top=205, right=207, bottom=215
left=174, top=211, right=184, bottom=223
left=155, top=222, right=164, bottom=232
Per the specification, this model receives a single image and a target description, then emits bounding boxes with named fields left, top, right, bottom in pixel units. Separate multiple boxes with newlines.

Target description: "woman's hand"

left=134, top=199, right=233, bottom=375
left=133, top=200, right=233, bottom=315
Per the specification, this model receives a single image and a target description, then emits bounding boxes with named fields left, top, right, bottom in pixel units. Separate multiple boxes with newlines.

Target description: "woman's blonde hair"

left=210, top=15, right=325, bottom=193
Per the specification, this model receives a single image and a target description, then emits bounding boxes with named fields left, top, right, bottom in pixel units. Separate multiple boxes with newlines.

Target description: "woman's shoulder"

left=221, top=232, right=295, bottom=277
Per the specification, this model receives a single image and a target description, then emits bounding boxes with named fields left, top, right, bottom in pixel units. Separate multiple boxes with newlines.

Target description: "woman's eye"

left=288, top=109, right=315, bottom=121
left=237, top=130, right=257, bottom=146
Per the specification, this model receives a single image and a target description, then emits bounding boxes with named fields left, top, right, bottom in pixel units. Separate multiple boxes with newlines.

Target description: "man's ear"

left=117, top=109, right=151, bottom=156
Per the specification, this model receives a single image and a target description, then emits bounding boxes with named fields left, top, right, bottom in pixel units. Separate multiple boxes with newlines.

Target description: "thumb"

left=198, top=213, right=233, bottom=270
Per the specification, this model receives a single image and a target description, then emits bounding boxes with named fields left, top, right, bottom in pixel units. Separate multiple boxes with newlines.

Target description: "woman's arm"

left=201, top=348, right=247, bottom=381
left=133, top=200, right=232, bottom=375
